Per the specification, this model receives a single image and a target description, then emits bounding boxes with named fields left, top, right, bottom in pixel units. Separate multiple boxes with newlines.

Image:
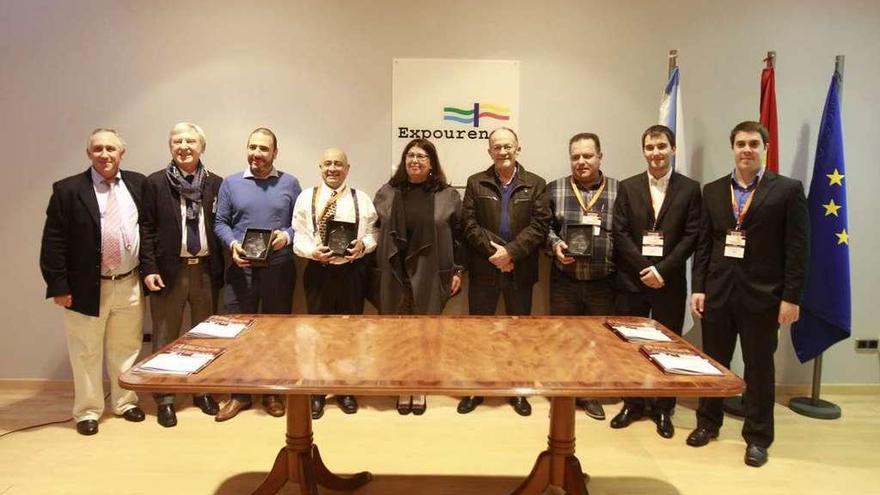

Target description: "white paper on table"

left=138, top=352, right=215, bottom=374
left=186, top=320, right=248, bottom=338
left=614, top=325, right=672, bottom=342
left=650, top=353, right=723, bottom=375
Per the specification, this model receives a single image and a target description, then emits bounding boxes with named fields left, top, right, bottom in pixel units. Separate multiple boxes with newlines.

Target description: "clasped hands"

left=489, top=241, right=514, bottom=272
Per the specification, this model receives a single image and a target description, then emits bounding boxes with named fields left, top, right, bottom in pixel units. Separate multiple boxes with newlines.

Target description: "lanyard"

left=729, top=177, right=761, bottom=229
left=570, top=176, right=606, bottom=215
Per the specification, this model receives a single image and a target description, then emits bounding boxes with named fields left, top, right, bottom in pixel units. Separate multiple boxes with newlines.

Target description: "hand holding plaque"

left=325, top=220, right=357, bottom=256
left=563, top=224, right=593, bottom=258
left=242, top=228, right=272, bottom=263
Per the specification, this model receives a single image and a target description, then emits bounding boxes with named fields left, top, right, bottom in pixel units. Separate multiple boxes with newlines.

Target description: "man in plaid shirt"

left=546, top=132, right=618, bottom=420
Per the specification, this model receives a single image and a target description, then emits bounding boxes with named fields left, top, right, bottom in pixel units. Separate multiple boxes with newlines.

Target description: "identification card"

left=584, top=212, right=601, bottom=236
left=641, top=230, right=664, bottom=257
left=724, top=229, right=746, bottom=258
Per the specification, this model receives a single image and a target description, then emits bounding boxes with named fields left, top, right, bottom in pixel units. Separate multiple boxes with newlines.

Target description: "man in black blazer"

left=688, top=121, right=809, bottom=467
left=40, top=128, right=147, bottom=436
left=140, top=122, right=225, bottom=427
left=612, top=125, right=701, bottom=439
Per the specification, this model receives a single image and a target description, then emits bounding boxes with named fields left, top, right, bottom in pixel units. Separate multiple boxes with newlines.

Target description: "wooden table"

left=120, top=315, right=744, bottom=495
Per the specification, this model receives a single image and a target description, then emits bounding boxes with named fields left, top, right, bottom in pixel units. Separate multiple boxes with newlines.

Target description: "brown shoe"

left=263, top=395, right=285, bottom=417
left=215, top=398, right=252, bottom=422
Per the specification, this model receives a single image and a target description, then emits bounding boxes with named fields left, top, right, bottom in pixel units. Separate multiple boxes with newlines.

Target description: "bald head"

left=319, top=147, right=350, bottom=189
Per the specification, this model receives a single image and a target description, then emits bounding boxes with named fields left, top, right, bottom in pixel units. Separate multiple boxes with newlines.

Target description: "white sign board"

left=392, top=59, right=520, bottom=186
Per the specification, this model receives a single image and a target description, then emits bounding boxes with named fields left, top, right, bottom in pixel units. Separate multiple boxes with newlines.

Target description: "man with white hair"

left=40, top=128, right=147, bottom=435
left=140, top=122, right=226, bottom=427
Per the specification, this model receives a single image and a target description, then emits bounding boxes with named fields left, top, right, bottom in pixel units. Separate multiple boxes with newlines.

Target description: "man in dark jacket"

left=40, top=128, right=147, bottom=436
left=611, top=125, right=701, bottom=438
left=140, top=122, right=225, bottom=427
left=459, top=127, right=551, bottom=416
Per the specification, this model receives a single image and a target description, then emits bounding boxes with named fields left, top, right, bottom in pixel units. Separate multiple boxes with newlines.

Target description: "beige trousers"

left=63, top=274, right=144, bottom=421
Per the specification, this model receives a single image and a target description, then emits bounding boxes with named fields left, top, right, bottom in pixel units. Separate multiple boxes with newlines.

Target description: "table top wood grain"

left=120, top=315, right=744, bottom=398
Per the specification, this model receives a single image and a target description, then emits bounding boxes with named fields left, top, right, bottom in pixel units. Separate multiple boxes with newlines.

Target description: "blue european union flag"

left=791, top=71, right=851, bottom=363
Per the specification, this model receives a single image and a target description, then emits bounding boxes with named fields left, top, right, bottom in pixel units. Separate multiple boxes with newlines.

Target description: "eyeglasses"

left=406, top=152, right=429, bottom=162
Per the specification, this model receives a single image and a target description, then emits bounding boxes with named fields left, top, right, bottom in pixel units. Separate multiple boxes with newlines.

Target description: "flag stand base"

left=788, top=397, right=841, bottom=419
left=722, top=395, right=745, bottom=417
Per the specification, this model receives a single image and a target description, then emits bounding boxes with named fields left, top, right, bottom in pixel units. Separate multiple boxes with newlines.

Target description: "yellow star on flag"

left=827, top=169, right=845, bottom=186
left=822, top=199, right=842, bottom=217
left=835, top=229, right=849, bottom=245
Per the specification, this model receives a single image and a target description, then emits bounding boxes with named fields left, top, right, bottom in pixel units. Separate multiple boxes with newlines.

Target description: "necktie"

left=185, top=199, right=201, bottom=256
left=102, top=179, right=122, bottom=270
left=318, top=190, right=338, bottom=245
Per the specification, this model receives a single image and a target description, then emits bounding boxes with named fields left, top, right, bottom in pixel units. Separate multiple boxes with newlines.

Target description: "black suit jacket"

left=40, top=168, right=146, bottom=317
left=692, top=170, right=809, bottom=311
left=139, top=166, right=225, bottom=293
left=613, top=171, right=701, bottom=298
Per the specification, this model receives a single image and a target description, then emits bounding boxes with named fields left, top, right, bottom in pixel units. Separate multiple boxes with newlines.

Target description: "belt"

left=183, top=257, right=207, bottom=265
left=100, top=267, right=137, bottom=281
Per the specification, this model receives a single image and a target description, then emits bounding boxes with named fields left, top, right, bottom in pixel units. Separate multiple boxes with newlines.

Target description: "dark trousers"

left=151, top=261, right=218, bottom=405
left=225, top=257, right=296, bottom=402
left=468, top=279, right=533, bottom=316
left=697, top=299, right=779, bottom=448
left=615, top=288, right=685, bottom=414
left=548, top=266, right=614, bottom=316
left=303, top=260, right=366, bottom=315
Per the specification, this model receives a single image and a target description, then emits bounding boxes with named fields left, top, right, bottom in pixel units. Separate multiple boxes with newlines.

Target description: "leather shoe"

left=457, top=396, right=484, bottom=414
left=686, top=427, right=718, bottom=447
left=411, top=395, right=427, bottom=416
left=312, top=395, right=327, bottom=419
left=610, top=406, right=642, bottom=429
left=396, top=395, right=412, bottom=415
left=76, top=419, right=98, bottom=436
left=745, top=444, right=768, bottom=467
left=510, top=397, right=532, bottom=416
left=157, top=404, right=177, bottom=428
left=577, top=399, right=605, bottom=420
left=193, top=395, right=219, bottom=416
left=262, top=395, right=285, bottom=417
left=654, top=411, right=674, bottom=438
left=336, top=395, right=358, bottom=414
left=121, top=407, right=145, bottom=422
left=215, top=398, right=252, bottom=422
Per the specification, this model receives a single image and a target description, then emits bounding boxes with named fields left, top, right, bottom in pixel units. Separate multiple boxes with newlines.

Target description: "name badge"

left=584, top=212, right=601, bottom=235
left=724, top=229, right=746, bottom=258
left=641, top=230, right=664, bottom=257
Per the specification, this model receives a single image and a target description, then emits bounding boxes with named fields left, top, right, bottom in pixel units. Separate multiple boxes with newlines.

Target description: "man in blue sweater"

left=213, top=127, right=302, bottom=421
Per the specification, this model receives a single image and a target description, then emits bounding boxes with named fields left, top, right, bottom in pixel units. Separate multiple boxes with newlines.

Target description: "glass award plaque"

left=242, top=228, right=272, bottom=263
left=564, top=224, right=593, bottom=257
left=326, top=220, right=357, bottom=256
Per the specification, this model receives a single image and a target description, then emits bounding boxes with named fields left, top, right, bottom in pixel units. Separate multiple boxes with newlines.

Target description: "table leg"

left=509, top=397, right=589, bottom=495
left=252, top=395, right=372, bottom=495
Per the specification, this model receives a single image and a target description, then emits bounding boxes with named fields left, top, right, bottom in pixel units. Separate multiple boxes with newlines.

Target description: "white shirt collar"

left=243, top=166, right=279, bottom=179
left=647, top=167, right=672, bottom=186
left=90, top=167, right=122, bottom=185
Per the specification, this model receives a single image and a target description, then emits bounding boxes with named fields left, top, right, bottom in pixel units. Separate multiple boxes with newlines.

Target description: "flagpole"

left=788, top=55, right=845, bottom=420
left=668, top=49, right=678, bottom=76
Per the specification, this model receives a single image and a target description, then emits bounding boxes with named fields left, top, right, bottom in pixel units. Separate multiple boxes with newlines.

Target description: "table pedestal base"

left=253, top=396, right=372, bottom=495
left=510, top=397, right=589, bottom=495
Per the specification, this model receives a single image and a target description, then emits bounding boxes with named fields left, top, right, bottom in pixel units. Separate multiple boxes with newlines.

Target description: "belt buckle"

left=187, top=257, right=200, bottom=265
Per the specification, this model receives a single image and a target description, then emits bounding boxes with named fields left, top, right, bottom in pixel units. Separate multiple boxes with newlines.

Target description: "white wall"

left=1, top=0, right=878, bottom=384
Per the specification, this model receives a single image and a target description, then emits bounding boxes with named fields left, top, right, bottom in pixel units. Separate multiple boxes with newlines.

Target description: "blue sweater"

left=214, top=170, right=302, bottom=260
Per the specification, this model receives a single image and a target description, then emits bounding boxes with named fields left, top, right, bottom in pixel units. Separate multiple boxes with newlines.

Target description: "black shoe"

left=396, top=395, right=412, bottom=415
left=654, top=411, right=674, bottom=438
left=509, top=397, right=532, bottom=416
left=411, top=395, right=427, bottom=416
left=686, top=427, right=718, bottom=447
left=457, top=396, right=484, bottom=414
left=336, top=395, right=358, bottom=414
left=610, top=406, right=643, bottom=429
left=121, top=407, right=145, bottom=422
left=157, top=404, right=177, bottom=428
left=311, top=395, right=326, bottom=420
left=577, top=399, right=605, bottom=420
left=193, top=395, right=219, bottom=416
left=76, top=419, right=98, bottom=436
left=745, top=444, right=768, bottom=467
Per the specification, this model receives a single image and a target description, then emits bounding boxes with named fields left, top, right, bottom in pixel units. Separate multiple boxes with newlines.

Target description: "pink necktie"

left=102, top=179, right=122, bottom=270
